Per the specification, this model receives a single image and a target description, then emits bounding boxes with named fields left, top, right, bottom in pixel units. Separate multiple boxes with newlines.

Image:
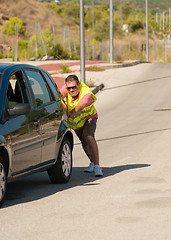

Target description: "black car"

left=0, top=63, right=73, bottom=207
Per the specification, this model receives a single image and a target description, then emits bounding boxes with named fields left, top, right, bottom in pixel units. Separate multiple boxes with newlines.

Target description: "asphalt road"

left=1, top=63, right=171, bottom=240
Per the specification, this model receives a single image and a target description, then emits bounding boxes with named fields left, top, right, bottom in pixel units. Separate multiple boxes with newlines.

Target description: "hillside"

left=0, top=0, right=109, bottom=58
left=0, top=0, right=170, bottom=62
left=0, top=0, right=170, bottom=41
left=131, top=0, right=171, bottom=9
left=0, top=0, right=74, bottom=36
left=58, top=0, right=171, bottom=10
left=0, top=0, right=78, bottom=53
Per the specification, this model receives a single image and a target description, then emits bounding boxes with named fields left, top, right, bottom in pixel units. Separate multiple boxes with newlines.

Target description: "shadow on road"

left=74, top=128, right=171, bottom=146
left=3, top=163, right=150, bottom=209
left=103, top=75, right=171, bottom=91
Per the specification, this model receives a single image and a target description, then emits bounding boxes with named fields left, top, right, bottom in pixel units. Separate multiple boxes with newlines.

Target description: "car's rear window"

left=25, top=70, right=52, bottom=107
left=42, top=72, right=61, bottom=101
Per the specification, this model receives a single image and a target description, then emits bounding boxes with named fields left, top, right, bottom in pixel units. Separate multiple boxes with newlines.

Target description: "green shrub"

left=122, top=1, right=134, bottom=20
left=94, top=17, right=109, bottom=41
left=85, top=4, right=109, bottom=29
left=130, top=20, right=144, bottom=33
left=46, top=3, right=65, bottom=15
left=18, top=40, right=29, bottom=60
left=59, top=63, right=72, bottom=73
left=0, top=52, right=3, bottom=59
left=2, top=17, right=27, bottom=36
left=28, top=29, right=54, bottom=58
left=54, top=43, right=70, bottom=59
left=47, top=2, right=80, bottom=24
left=18, top=40, right=28, bottom=49
left=63, top=3, right=80, bottom=24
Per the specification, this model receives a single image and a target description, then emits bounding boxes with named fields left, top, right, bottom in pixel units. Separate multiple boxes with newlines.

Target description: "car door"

left=24, top=69, right=62, bottom=165
left=5, top=70, right=42, bottom=175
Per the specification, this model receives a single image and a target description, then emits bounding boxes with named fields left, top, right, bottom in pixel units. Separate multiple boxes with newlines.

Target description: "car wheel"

left=48, top=138, right=72, bottom=184
left=0, top=156, right=7, bottom=207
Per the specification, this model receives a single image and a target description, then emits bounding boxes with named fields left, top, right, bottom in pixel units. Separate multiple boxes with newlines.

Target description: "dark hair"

left=65, top=74, right=79, bottom=84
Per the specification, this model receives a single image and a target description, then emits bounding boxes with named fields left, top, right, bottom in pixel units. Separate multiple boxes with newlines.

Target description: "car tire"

left=48, top=138, right=72, bottom=184
left=0, top=156, right=7, bottom=207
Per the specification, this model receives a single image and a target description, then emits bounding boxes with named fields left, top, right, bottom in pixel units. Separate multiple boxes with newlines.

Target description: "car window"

left=42, top=72, right=61, bottom=101
left=25, top=70, right=51, bottom=107
left=7, top=71, right=28, bottom=109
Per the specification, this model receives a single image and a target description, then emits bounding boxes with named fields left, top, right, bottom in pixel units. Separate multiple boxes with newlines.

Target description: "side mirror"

left=8, top=103, right=31, bottom=116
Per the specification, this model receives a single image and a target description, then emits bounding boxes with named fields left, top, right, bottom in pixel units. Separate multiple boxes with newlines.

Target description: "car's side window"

left=25, top=70, right=51, bottom=107
left=7, top=71, right=28, bottom=109
left=42, top=72, right=61, bottom=101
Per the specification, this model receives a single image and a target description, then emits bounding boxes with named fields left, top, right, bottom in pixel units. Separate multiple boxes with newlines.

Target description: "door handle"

left=55, top=111, right=60, bottom=118
left=33, top=120, right=40, bottom=128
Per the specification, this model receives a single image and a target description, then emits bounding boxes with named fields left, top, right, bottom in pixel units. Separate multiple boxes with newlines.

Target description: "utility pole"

left=87, top=39, right=90, bottom=61
left=68, top=26, right=72, bottom=59
left=53, top=25, right=56, bottom=48
left=64, top=27, right=66, bottom=50
left=155, top=12, right=158, bottom=23
left=92, top=0, right=95, bottom=60
left=73, top=33, right=77, bottom=55
left=165, top=38, right=167, bottom=63
left=15, top=23, right=18, bottom=62
left=160, top=13, right=162, bottom=30
left=110, top=0, right=114, bottom=64
left=38, top=23, right=47, bottom=57
left=80, top=0, right=85, bottom=83
left=145, top=0, right=149, bottom=62
left=166, top=13, right=168, bottom=26
left=35, top=23, right=38, bottom=57
left=120, top=0, right=123, bottom=24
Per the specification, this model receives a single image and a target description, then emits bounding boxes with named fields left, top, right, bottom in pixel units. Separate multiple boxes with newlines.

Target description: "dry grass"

left=86, top=66, right=105, bottom=72
left=86, top=79, right=95, bottom=87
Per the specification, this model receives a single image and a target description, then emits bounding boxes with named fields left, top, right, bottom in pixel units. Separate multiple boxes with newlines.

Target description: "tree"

left=29, top=29, right=53, bottom=57
left=18, top=40, right=29, bottom=60
left=63, top=2, right=80, bottom=24
left=2, top=17, right=27, bottom=36
left=122, top=1, right=133, bottom=20
left=28, top=29, right=70, bottom=59
left=85, top=4, right=109, bottom=29
left=94, top=17, right=109, bottom=41
left=46, top=3, right=65, bottom=15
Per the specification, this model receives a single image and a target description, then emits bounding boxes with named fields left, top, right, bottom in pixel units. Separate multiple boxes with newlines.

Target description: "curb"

left=95, top=60, right=148, bottom=70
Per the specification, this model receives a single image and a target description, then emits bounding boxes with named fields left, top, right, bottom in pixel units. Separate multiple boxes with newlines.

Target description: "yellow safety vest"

left=63, top=81, right=97, bottom=130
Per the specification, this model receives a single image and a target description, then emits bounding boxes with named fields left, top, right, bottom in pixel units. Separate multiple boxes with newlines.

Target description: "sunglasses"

left=66, top=85, right=77, bottom=90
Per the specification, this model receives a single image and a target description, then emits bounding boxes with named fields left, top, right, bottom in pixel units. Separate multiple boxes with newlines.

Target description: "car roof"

left=0, top=63, right=12, bottom=73
left=0, top=63, right=43, bottom=73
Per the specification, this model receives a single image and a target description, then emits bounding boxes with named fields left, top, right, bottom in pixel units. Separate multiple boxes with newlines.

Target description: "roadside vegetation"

left=59, top=63, right=72, bottom=73
left=0, top=0, right=171, bottom=62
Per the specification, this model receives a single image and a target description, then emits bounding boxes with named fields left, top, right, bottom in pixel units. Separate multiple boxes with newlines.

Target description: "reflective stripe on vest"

left=68, top=105, right=97, bottom=129
left=66, top=81, right=97, bottom=130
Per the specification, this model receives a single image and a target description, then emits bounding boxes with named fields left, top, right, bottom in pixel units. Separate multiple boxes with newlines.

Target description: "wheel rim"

left=0, top=162, right=6, bottom=201
left=61, top=143, right=71, bottom=177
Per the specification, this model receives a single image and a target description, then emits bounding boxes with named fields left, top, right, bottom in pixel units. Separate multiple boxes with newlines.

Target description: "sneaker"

left=94, top=166, right=103, bottom=177
left=84, top=162, right=94, bottom=173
